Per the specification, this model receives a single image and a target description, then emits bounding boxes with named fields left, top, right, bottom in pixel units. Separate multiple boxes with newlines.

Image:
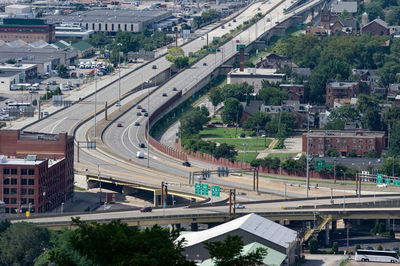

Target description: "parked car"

left=134, top=122, right=140, bottom=126
left=140, top=206, right=152, bottom=212
left=240, top=133, right=245, bottom=138
left=136, top=151, right=144, bottom=158
left=182, top=161, right=191, bottom=167
left=117, top=122, right=123, bottom=127
left=141, top=108, right=146, bottom=112
left=235, top=203, right=245, bottom=209
left=233, top=18, right=237, bottom=22
left=207, top=124, right=215, bottom=128
left=294, top=155, right=301, bottom=161
left=139, top=143, right=145, bottom=148
left=203, top=62, right=207, bottom=66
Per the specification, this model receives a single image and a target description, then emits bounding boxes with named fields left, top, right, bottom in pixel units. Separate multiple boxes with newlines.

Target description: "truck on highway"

left=136, top=151, right=144, bottom=158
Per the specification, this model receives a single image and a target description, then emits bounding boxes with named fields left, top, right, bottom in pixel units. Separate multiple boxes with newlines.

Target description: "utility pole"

left=117, top=43, right=122, bottom=111
left=147, top=81, right=150, bottom=168
left=94, top=72, right=97, bottom=137
left=306, top=105, right=310, bottom=198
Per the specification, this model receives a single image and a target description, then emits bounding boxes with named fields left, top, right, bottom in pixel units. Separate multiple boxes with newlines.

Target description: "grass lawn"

left=199, top=127, right=252, bottom=138
left=235, top=152, right=259, bottom=163
left=213, top=137, right=272, bottom=151
left=266, top=153, right=298, bottom=161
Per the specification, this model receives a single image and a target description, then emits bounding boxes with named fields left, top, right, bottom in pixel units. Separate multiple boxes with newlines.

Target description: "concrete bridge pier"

left=325, top=222, right=330, bottom=246
left=191, top=223, right=198, bottom=232
left=122, top=186, right=139, bottom=195
left=331, top=220, right=337, bottom=232
left=387, top=218, right=391, bottom=231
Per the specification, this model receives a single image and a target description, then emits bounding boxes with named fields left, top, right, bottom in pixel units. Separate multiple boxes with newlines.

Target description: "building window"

left=342, top=139, right=346, bottom=143
left=28, top=169, right=35, bottom=175
left=21, top=188, right=26, bottom=195
left=11, top=188, right=17, bottom=194
left=369, top=139, right=373, bottom=144
left=3, top=188, right=9, bottom=194
left=21, top=198, right=27, bottom=204
left=21, top=169, right=27, bottom=175
left=28, top=189, right=34, bottom=195
left=336, top=138, right=340, bottom=143
left=359, top=139, right=363, bottom=143
left=11, top=169, right=17, bottom=175
left=10, top=198, right=16, bottom=204
left=131, top=24, right=133, bottom=31
left=118, top=24, right=121, bottom=30
left=99, top=24, right=102, bottom=31
left=28, top=198, right=34, bottom=204
left=3, top=168, right=9, bottom=175
left=124, top=24, right=127, bottom=31
left=318, top=138, right=322, bottom=143
left=105, top=24, right=108, bottom=30
left=3, top=179, right=9, bottom=185
left=352, top=138, right=356, bottom=143
left=28, top=179, right=35, bottom=185
left=112, top=24, right=114, bottom=31
left=21, top=179, right=27, bottom=185
left=92, top=23, right=95, bottom=30
left=11, top=178, right=17, bottom=185
left=3, top=198, right=9, bottom=204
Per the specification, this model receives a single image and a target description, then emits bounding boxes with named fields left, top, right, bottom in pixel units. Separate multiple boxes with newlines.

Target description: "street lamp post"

left=117, top=43, right=122, bottom=111
left=306, top=104, right=311, bottom=198
left=61, top=202, right=64, bottom=213
left=94, top=72, right=98, bottom=137
left=340, top=169, right=346, bottom=209
left=147, top=80, right=151, bottom=168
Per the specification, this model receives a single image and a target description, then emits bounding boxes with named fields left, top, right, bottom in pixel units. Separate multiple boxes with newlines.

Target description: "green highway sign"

left=385, top=178, right=391, bottom=185
left=208, top=48, right=216, bottom=54
left=201, top=184, right=209, bottom=196
left=211, top=185, right=220, bottom=197
left=394, top=179, right=400, bottom=186
left=376, top=174, right=383, bottom=184
left=236, top=44, right=245, bottom=51
left=326, top=163, right=334, bottom=170
left=315, top=160, right=325, bottom=171
left=195, top=183, right=201, bottom=195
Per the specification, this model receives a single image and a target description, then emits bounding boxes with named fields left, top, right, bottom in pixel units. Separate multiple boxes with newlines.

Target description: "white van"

left=136, top=151, right=144, bottom=159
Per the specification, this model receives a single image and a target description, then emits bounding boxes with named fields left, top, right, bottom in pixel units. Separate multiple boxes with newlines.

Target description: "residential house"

left=280, top=84, right=305, bottom=103
left=240, top=100, right=264, bottom=124
left=71, top=41, right=94, bottom=58
left=306, top=26, right=329, bottom=38
left=330, top=0, right=358, bottom=16
left=326, top=81, right=359, bottom=107
left=361, top=18, right=389, bottom=36
left=255, top=53, right=297, bottom=70
left=330, top=18, right=357, bottom=35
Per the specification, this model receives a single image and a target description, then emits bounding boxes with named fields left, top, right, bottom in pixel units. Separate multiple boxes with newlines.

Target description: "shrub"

left=309, top=238, right=318, bottom=254
left=331, top=242, right=339, bottom=254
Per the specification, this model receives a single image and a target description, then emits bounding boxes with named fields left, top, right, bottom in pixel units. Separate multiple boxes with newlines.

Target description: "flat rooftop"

left=18, top=131, right=61, bottom=141
left=229, top=68, right=285, bottom=77
left=0, top=155, right=44, bottom=165
left=0, top=70, right=20, bottom=77
left=305, top=130, right=385, bottom=138
left=0, top=63, right=37, bottom=70
left=45, top=9, right=172, bottom=24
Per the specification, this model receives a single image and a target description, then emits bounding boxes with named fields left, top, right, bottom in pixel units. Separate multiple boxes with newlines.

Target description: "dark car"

left=240, top=133, right=245, bottom=138
left=134, top=122, right=140, bottom=126
left=144, top=112, right=148, bottom=117
left=152, top=65, right=157, bottom=69
left=117, top=122, right=123, bottom=127
left=233, top=19, right=236, bottom=22
left=203, top=62, right=207, bottom=66
left=139, top=143, right=145, bottom=148
left=137, top=112, right=142, bottom=116
left=141, top=108, right=146, bottom=112
left=140, top=206, right=152, bottom=212
left=137, top=105, right=142, bottom=109
left=162, top=93, right=167, bottom=97
left=172, top=87, right=177, bottom=91
left=182, top=161, right=191, bottom=167
left=207, top=124, right=216, bottom=128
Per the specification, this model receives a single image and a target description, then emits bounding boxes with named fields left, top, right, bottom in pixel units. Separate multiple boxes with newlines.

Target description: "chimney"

left=239, top=47, right=244, bottom=72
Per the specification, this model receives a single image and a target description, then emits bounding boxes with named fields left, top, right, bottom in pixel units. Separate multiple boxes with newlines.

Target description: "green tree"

left=348, top=150, right=357, bottom=157
left=0, top=222, right=51, bottom=265
left=377, top=245, right=383, bottom=251
left=328, top=105, right=360, bottom=122
left=331, top=242, right=339, bottom=254
left=364, top=1, right=385, bottom=21
left=361, top=106, right=382, bottom=131
left=214, top=143, right=238, bottom=161
left=88, top=32, right=111, bottom=48
left=339, top=10, right=352, bottom=20
left=221, top=98, right=243, bottom=124
left=355, top=244, right=361, bottom=252
left=209, top=87, right=223, bottom=108
left=265, top=112, right=295, bottom=135
left=389, top=122, right=400, bottom=156
left=220, top=83, right=254, bottom=102
left=258, top=85, right=288, bottom=105
left=386, top=6, right=400, bottom=25
left=309, top=238, right=319, bottom=254
left=243, top=111, right=271, bottom=130
left=204, top=235, right=267, bottom=266
left=326, top=148, right=340, bottom=157
left=56, top=64, right=68, bottom=78
left=179, top=106, right=210, bottom=137
left=5, top=58, right=16, bottom=64
left=324, top=119, right=345, bottom=130
left=62, top=218, right=194, bottom=266
left=166, top=47, right=185, bottom=62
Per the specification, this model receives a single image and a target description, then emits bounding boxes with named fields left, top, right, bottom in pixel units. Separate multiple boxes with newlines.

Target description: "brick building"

left=0, top=18, right=55, bottom=43
left=361, top=18, right=389, bottom=36
left=326, top=81, right=359, bottom=107
left=280, top=84, right=305, bottom=103
left=0, top=130, right=74, bottom=214
left=302, top=130, right=385, bottom=157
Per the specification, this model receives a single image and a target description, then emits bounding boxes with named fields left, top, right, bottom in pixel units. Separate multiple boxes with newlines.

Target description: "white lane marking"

left=50, top=116, right=68, bottom=133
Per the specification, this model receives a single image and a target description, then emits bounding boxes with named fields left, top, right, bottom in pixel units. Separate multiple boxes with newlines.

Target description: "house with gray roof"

left=177, top=213, right=298, bottom=265
left=330, top=0, right=357, bottom=14
left=361, top=18, right=389, bottom=36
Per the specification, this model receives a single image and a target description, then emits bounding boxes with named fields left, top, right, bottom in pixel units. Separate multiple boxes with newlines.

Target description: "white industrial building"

left=177, top=213, right=299, bottom=265
left=227, top=68, right=285, bottom=93
left=0, top=71, right=22, bottom=93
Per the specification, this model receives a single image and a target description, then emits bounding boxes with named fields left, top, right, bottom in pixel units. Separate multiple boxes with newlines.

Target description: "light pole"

left=340, top=169, right=346, bottom=209
left=61, top=202, right=64, bottom=213
left=243, top=143, right=248, bottom=163
left=146, top=80, right=151, bottom=168
left=117, top=43, right=122, bottom=111
left=306, top=104, right=311, bottom=198
left=94, top=71, right=98, bottom=137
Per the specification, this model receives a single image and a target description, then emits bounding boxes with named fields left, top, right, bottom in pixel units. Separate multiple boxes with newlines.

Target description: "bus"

left=7, top=103, right=31, bottom=110
left=355, top=249, right=399, bottom=263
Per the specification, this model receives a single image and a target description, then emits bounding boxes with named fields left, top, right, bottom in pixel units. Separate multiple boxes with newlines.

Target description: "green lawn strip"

left=266, top=153, right=298, bottom=161
left=235, top=152, right=259, bottom=163
left=74, top=186, right=86, bottom=191
left=199, top=127, right=252, bottom=138
left=213, top=137, right=272, bottom=151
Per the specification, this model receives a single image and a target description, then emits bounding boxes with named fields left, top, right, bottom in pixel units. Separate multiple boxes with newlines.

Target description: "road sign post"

left=195, top=183, right=201, bottom=195
left=315, top=160, right=325, bottom=171
left=377, top=174, right=383, bottom=184
left=208, top=48, right=216, bottom=54
left=236, top=44, right=245, bottom=51
left=201, top=184, right=209, bottom=196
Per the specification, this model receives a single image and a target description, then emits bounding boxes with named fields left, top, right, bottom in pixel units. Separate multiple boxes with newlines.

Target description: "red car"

left=141, top=108, right=146, bottom=112
left=117, top=122, right=123, bottom=127
left=140, top=206, right=152, bottom=212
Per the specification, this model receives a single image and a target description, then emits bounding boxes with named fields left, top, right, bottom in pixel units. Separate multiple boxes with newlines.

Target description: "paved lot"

left=304, top=254, right=346, bottom=266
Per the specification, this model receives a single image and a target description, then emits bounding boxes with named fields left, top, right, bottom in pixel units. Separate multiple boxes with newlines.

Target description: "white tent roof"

left=178, top=213, right=297, bottom=249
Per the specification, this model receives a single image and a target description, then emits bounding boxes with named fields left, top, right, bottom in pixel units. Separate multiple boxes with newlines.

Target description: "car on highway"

left=137, top=105, right=142, bottom=109
left=137, top=112, right=142, bottom=116
left=172, top=87, right=177, bottom=91
left=233, top=18, right=236, bottom=22
left=116, top=102, right=121, bottom=107
left=266, top=18, right=271, bottom=22
left=236, top=39, right=240, bottom=43
left=43, top=111, right=49, bottom=116
left=141, top=108, right=146, bottom=112
left=377, top=183, right=387, bottom=188
left=152, top=65, right=157, bottom=69
left=140, top=206, right=152, bottom=212
left=235, top=203, right=245, bottom=209
left=162, top=93, right=167, bottom=97
left=139, top=143, right=145, bottom=148
left=203, top=62, right=207, bottom=66
left=117, top=122, right=123, bottom=127
left=182, top=161, right=191, bottom=167
left=221, top=25, right=225, bottom=29
left=134, top=122, right=140, bottom=126
left=136, top=151, right=144, bottom=158
left=144, top=112, right=148, bottom=117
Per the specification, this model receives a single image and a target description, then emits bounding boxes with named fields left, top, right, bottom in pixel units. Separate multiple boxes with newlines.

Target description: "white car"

left=294, top=155, right=301, bottom=160
left=235, top=203, right=245, bottom=209
left=377, top=183, right=387, bottom=188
